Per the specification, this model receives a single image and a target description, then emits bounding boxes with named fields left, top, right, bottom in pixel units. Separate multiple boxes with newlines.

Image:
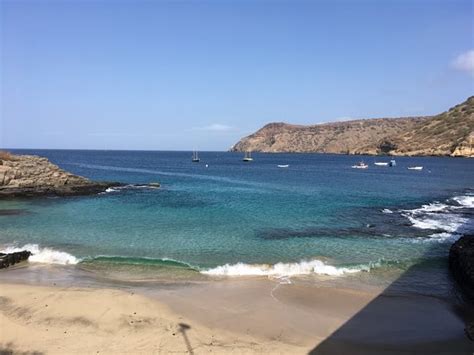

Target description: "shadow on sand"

left=178, top=322, right=194, bottom=355
left=0, top=342, right=43, bottom=355
left=310, top=236, right=474, bottom=354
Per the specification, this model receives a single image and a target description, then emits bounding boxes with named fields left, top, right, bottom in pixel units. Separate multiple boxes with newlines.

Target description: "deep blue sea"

left=1, top=150, right=473, bottom=294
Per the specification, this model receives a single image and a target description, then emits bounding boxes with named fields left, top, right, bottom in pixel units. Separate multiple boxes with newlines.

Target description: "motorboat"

left=352, top=161, right=368, bottom=169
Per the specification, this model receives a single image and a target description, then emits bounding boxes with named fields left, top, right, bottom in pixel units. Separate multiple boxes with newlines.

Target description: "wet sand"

left=0, top=269, right=471, bottom=354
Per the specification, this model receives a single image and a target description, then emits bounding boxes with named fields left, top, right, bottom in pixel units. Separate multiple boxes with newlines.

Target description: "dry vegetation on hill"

left=231, top=97, right=474, bottom=157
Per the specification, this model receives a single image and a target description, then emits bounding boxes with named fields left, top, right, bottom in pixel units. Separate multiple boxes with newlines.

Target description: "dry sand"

left=0, top=278, right=471, bottom=354
left=0, top=282, right=307, bottom=354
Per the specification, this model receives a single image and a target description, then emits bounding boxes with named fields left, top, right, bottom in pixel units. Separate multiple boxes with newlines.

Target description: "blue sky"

left=1, top=0, right=473, bottom=150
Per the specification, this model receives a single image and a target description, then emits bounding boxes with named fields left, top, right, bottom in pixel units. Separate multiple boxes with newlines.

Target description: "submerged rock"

left=0, top=250, right=32, bottom=269
left=0, top=152, right=121, bottom=198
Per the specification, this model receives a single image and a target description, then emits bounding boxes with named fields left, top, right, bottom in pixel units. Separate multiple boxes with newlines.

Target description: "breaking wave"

left=0, top=244, right=79, bottom=265
left=452, top=195, right=474, bottom=208
left=201, top=259, right=381, bottom=277
left=400, top=192, right=473, bottom=242
left=84, top=255, right=197, bottom=270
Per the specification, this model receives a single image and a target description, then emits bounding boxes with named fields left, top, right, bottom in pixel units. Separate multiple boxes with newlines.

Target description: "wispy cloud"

left=88, top=132, right=141, bottom=137
left=87, top=132, right=181, bottom=138
left=451, top=49, right=474, bottom=76
left=194, top=123, right=235, bottom=132
left=333, top=116, right=353, bottom=122
left=319, top=116, right=354, bottom=124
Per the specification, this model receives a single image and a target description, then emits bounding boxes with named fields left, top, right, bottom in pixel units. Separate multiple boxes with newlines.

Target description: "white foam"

left=202, top=259, right=373, bottom=277
left=452, top=195, right=474, bottom=208
left=382, top=209, right=393, bottom=214
left=405, top=214, right=467, bottom=232
left=408, top=232, right=460, bottom=244
left=426, top=232, right=460, bottom=243
left=0, top=244, right=79, bottom=265
left=401, top=194, right=473, bottom=233
left=102, top=184, right=160, bottom=194
left=405, top=202, right=450, bottom=214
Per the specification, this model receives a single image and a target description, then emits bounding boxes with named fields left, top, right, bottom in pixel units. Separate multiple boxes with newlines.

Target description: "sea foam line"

left=75, top=163, right=265, bottom=188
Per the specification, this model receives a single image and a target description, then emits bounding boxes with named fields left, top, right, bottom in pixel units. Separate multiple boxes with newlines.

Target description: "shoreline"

left=0, top=151, right=472, bottom=353
left=1, top=265, right=472, bottom=354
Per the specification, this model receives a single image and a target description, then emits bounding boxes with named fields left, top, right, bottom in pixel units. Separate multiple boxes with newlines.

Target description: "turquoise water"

left=0, top=150, right=473, bottom=289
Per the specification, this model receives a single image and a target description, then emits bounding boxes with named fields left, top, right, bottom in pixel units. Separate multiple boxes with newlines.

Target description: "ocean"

left=1, top=150, right=473, bottom=296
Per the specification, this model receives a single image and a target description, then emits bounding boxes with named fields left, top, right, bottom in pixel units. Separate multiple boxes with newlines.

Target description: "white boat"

left=389, top=159, right=396, bottom=167
left=374, top=162, right=389, bottom=166
left=408, top=166, right=423, bottom=170
left=352, top=161, right=368, bottom=169
left=192, top=150, right=200, bottom=162
left=243, top=151, right=253, bottom=162
left=277, top=164, right=289, bottom=168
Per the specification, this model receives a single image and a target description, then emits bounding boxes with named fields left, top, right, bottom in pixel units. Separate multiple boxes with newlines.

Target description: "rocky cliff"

left=231, top=97, right=474, bottom=157
left=0, top=152, right=118, bottom=197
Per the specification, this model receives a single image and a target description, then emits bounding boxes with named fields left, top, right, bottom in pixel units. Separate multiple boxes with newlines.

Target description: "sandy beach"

left=0, top=272, right=471, bottom=354
left=2, top=0, right=474, bottom=352
left=0, top=281, right=305, bottom=354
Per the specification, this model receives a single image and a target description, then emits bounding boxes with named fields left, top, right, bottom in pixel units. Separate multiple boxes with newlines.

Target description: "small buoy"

left=205, top=164, right=209, bottom=168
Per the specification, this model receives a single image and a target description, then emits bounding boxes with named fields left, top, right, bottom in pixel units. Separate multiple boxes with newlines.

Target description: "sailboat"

left=192, top=150, right=200, bottom=162
left=243, top=151, right=253, bottom=162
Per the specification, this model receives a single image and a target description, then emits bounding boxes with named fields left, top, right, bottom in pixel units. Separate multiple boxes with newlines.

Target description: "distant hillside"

left=231, top=97, right=474, bottom=157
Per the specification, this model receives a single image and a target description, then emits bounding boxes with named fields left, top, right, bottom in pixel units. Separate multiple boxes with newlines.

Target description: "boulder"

left=449, top=234, right=474, bottom=300
left=0, top=250, right=32, bottom=269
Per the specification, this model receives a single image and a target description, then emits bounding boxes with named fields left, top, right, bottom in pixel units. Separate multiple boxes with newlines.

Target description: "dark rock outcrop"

left=0, top=153, right=121, bottom=198
left=449, top=234, right=474, bottom=300
left=0, top=182, right=120, bottom=198
left=0, top=250, right=32, bottom=269
left=377, top=140, right=398, bottom=154
left=449, top=235, right=474, bottom=341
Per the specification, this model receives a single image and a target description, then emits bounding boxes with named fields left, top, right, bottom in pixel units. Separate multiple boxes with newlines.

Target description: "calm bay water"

left=1, top=150, right=473, bottom=292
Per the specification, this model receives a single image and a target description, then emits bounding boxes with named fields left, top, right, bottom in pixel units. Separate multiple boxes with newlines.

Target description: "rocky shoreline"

left=0, top=152, right=121, bottom=198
